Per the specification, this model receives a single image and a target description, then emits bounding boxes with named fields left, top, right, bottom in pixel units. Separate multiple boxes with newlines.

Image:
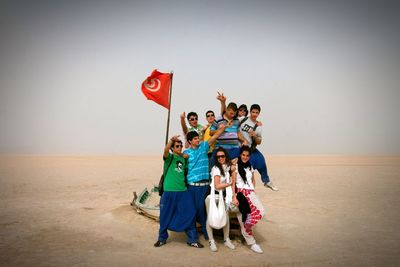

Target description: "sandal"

left=187, top=242, right=204, bottom=248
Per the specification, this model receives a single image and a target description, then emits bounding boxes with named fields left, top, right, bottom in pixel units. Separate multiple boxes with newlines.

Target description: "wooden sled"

left=131, top=186, right=160, bottom=221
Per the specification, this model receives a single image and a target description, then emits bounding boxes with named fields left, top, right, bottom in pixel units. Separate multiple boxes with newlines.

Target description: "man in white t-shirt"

left=238, top=104, right=278, bottom=191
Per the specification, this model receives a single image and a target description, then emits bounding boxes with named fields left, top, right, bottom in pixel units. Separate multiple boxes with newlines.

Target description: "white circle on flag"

left=144, top=78, right=161, bottom=92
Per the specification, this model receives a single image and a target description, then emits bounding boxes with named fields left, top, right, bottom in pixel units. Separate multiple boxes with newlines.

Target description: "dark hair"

left=226, top=102, right=238, bottom=112
left=240, top=145, right=252, bottom=155
left=186, top=131, right=199, bottom=142
left=170, top=140, right=182, bottom=152
left=238, top=145, right=252, bottom=184
left=238, top=104, right=248, bottom=116
left=205, top=110, right=214, bottom=116
left=214, top=147, right=231, bottom=177
left=250, top=104, right=261, bottom=112
left=187, top=112, right=198, bottom=120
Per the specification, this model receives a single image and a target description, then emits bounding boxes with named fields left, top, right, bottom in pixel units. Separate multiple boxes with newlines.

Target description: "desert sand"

left=1, top=154, right=399, bottom=266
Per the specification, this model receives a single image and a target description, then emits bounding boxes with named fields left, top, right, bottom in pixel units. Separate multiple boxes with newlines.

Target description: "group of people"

left=154, top=93, right=277, bottom=254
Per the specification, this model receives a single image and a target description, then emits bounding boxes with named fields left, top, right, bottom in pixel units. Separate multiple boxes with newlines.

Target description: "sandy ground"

left=0, top=155, right=399, bottom=267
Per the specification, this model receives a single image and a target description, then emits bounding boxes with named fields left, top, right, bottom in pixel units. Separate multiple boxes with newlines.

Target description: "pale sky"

left=1, top=0, right=399, bottom=155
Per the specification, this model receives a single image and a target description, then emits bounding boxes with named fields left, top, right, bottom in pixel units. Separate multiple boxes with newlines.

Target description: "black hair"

left=170, top=140, right=182, bottom=152
left=250, top=104, right=261, bottom=112
left=205, top=110, right=214, bottom=116
left=238, top=104, right=249, bottom=116
left=214, top=147, right=231, bottom=177
left=186, top=112, right=198, bottom=121
left=238, top=145, right=252, bottom=184
left=186, top=131, right=199, bottom=142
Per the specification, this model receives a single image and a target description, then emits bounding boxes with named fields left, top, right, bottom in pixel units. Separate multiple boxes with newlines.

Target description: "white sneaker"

left=250, top=243, right=263, bottom=254
left=265, top=182, right=279, bottom=191
left=224, top=238, right=235, bottom=250
left=209, top=240, right=218, bottom=252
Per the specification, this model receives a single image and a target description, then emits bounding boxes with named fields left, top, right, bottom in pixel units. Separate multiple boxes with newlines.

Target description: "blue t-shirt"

left=184, top=141, right=210, bottom=183
left=211, top=115, right=240, bottom=149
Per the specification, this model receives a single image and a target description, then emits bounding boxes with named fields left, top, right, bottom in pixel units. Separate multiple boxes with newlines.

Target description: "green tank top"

left=163, top=154, right=187, bottom=192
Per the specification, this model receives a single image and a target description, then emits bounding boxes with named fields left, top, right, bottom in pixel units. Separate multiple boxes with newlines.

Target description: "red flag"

left=141, top=69, right=172, bottom=109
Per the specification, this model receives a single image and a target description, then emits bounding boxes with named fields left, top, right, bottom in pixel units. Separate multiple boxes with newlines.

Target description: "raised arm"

left=208, top=123, right=226, bottom=147
left=216, top=91, right=226, bottom=116
left=180, top=112, right=189, bottom=136
left=163, top=135, right=180, bottom=158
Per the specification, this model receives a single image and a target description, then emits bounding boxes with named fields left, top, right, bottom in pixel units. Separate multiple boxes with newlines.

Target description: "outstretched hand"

left=218, top=123, right=227, bottom=131
left=216, top=91, right=226, bottom=102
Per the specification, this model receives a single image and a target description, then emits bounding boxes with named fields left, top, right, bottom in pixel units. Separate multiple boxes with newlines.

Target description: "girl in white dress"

left=205, top=147, right=236, bottom=252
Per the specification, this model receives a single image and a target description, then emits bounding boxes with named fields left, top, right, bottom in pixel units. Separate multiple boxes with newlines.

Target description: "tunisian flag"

left=141, top=69, right=172, bottom=109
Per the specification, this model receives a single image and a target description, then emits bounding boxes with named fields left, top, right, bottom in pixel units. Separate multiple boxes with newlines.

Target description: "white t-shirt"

left=210, top=164, right=233, bottom=204
left=239, top=117, right=262, bottom=146
left=235, top=165, right=255, bottom=190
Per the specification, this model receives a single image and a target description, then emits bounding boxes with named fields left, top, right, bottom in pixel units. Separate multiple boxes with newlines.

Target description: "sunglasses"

left=206, top=114, right=215, bottom=118
left=216, top=155, right=226, bottom=159
left=189, top=117, right=198, bottom=121
left=174, top=144, right=183, bottom=148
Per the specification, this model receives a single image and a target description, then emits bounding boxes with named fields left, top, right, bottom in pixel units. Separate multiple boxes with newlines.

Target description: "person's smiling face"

left=188, top=115, right=198, bottom=127
left=240, top=150, right=250, bottom=163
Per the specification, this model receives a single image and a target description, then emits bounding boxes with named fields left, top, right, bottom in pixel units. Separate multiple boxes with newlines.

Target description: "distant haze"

left=1, top=0, right=399, bottom=155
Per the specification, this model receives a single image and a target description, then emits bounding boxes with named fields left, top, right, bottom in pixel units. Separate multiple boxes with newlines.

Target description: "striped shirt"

left=210, top=115, right=240, bottom=149
left=184, top=141, right=210, bottom=183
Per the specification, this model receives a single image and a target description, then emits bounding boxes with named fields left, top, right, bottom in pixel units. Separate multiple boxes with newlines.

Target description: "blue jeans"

left=187, top=184, right=210, bottom=240
left=249, top=148, right=270, bottom=184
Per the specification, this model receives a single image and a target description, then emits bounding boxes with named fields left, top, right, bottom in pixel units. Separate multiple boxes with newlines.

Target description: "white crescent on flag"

left=141, top=69, right=171, bottom=109
left=143, top=78, right=161, bottom=92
